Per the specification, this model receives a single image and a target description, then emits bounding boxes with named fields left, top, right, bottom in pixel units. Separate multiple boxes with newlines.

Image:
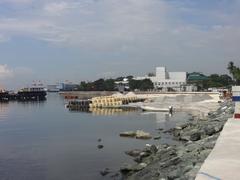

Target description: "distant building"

left=115, top=78, right=129, bottom=92
left=47, top=84, right=60, bottom=92
left=187, top=72, right=208, bottom=82
left=59, top=82, right=78, bottom=91
left=135, top=67, right=187, bottom=91
left=187, top=72, right=209, bottom=91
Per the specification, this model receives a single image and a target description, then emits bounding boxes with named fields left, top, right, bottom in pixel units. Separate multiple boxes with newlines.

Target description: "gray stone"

left=120, top=131, right=136, bottom=137
left=97, top=145, right=104, bottom=149
left=135, top=130, right=152, bottom=139
left=125, top=149, right=142, bottom=157
left=154, top=136, right=161, bottom=140
left=204, top=125, right=216, bottom=136
left=190, top=132, right=201, bottom=141
left=100, top=168, right=111, bottom=176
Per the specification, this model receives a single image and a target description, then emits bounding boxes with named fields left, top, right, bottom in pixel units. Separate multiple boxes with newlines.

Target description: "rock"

left=167, top=169, right=181, bottom=180
left=139, top=151, right=151, bottom=158
left=120, top=102, right=234, bottom=180
left=120, top=163, right=147, bottom=174
left=97, top=145, right=104, bottom=149
left=100, top=168, right=111, bottom=176
left=214, top=124, right=223, bottom=133
left=135, top=163, right=147, bottom=170
left=120, top=131, right=136, bottom=138
left=120, top=130, right=152, bottom=139
left=110, top=173, right=119, bottom=178
left=190, top=132, right=201, bottom=141
left=153, top=135, right=161, bottom=140
left=120, top=164, right=134, bottom=174
left=125, top=149, right=142, bottom=157
left=204, top=125, right=216, bottom=136
left=149, top=145, right=158, bottom=154
left=180, top=136, right=190, bottom=141
left=175, top=126, right=182, bottom=130
left=183, top=165, right=194, bottom=173
left=173, top=129, right=181, bottom=137
left=135, top=130, right=152, bottom=139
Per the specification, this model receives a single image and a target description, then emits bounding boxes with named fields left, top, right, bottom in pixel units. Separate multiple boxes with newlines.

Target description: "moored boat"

left=140, top=105, right=170, bottom=112
left=0, top=90, right=9, bottom=102
left=17, top=83, right=47, bottom=101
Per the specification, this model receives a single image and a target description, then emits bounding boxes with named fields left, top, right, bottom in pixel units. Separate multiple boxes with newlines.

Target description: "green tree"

left=103, top=79, right=115, bottom=91
left=227, top=61, right=240, bottom=85
left=129, top=79, right=153, bottom=91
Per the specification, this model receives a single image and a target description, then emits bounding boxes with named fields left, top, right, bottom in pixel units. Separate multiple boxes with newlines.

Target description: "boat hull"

left=140, top=106, right=169, bottom=112
left=17, top=91, right=47, bottom=101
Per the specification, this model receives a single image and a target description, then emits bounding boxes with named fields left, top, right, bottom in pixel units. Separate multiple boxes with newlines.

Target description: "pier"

left=0, top=91, right=47, bottom=102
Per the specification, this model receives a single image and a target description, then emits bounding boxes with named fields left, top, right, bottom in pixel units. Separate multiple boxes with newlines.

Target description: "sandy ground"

left=131, top=93, right=221, bottom=118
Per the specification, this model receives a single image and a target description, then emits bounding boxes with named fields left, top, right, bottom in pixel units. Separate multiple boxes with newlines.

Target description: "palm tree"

left=228, top=61, right=240, bottom=85
left=228, top=61, right=234, bottom=75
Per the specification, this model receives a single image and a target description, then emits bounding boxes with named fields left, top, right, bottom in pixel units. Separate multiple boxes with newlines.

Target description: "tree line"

left=77, top=77, right=153, bottom=91
left=76, top=61, right=240, bottom=91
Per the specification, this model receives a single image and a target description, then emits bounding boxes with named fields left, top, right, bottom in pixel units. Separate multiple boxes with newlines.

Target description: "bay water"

left=0, top=93, right=189, bottom=180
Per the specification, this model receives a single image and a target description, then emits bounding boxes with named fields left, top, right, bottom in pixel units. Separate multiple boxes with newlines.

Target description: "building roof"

left=187, top=72, right=208, bottom=81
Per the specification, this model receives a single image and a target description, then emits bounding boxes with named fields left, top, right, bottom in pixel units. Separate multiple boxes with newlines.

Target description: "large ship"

left=17, top=83, right=47, bottom=101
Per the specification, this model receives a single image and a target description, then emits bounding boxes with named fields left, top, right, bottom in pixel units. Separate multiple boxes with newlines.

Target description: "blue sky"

left=0, top=0, right=240, bottom=89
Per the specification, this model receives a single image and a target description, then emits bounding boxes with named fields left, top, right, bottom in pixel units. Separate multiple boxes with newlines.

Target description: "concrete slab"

left=196, top=118, right=240, bottom=180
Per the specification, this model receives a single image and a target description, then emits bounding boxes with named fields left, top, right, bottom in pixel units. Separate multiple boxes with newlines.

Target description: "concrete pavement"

left=195, top=118, right=240, bottom=180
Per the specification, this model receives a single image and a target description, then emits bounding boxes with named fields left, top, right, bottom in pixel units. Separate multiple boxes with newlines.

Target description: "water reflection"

left=69, top=107, right=139, bottom=116
left=0, top=102, right=9, bottom=120
left=0, top=94, right=190, bottom=180
left=16, top=100, right=47, bottom=107
left=141, top=111, right=189, bottom=131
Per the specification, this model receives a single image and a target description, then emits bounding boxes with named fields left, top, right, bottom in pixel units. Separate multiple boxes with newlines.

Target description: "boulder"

left=153, top=135, right=161, bottom=140
left=125, top=149, right=142, bottom=157
left=100, top=168, right=111, bottom=176
left=204, top=125, right=216, bottom=136
left=120, top=163, right=147, bottom=174
left=120, top=131, right=136, bottom=137
left=190, top=132, right=201, bottom=141
left=135, top=130, right=152, bottom=139
left=97, top=145, right=104, bottom=149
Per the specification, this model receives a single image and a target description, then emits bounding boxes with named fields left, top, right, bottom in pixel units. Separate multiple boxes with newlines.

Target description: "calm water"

left=0, top=93, right=189, bottom=180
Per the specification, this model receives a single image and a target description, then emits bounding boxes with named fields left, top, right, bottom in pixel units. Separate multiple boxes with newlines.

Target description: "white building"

left=135, top=67, right=187, bottom=90
left=115, top=78, right=129, bottom=92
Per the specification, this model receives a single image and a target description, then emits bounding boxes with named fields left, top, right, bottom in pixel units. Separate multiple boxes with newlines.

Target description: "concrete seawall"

left=196, top=87, right=240, bottom=180
left=195, top=118, right=240, bottom=180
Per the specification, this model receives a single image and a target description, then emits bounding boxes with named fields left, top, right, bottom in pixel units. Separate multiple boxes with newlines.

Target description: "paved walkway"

left=195, top=118, right=240, bottom=180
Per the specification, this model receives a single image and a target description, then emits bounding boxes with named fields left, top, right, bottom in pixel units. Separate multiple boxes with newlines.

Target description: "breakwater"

left=67, top=95, right=145, bottom=111
left=118, top=100, right=234, bottom=180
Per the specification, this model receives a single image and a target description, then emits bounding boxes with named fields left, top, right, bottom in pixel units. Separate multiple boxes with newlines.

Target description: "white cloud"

left=0, top=64, right=13, bottom=79
left=1, top=0, right=240, bottom=74
left=43, top=1, right=78, bottom=16
left=0, top=0, right=33, bottom=4
left=0, top=18, right=69, bottom=43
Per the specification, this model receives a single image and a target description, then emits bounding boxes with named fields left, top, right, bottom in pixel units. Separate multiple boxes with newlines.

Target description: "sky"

left=0, top=0, right=240, bottom=89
